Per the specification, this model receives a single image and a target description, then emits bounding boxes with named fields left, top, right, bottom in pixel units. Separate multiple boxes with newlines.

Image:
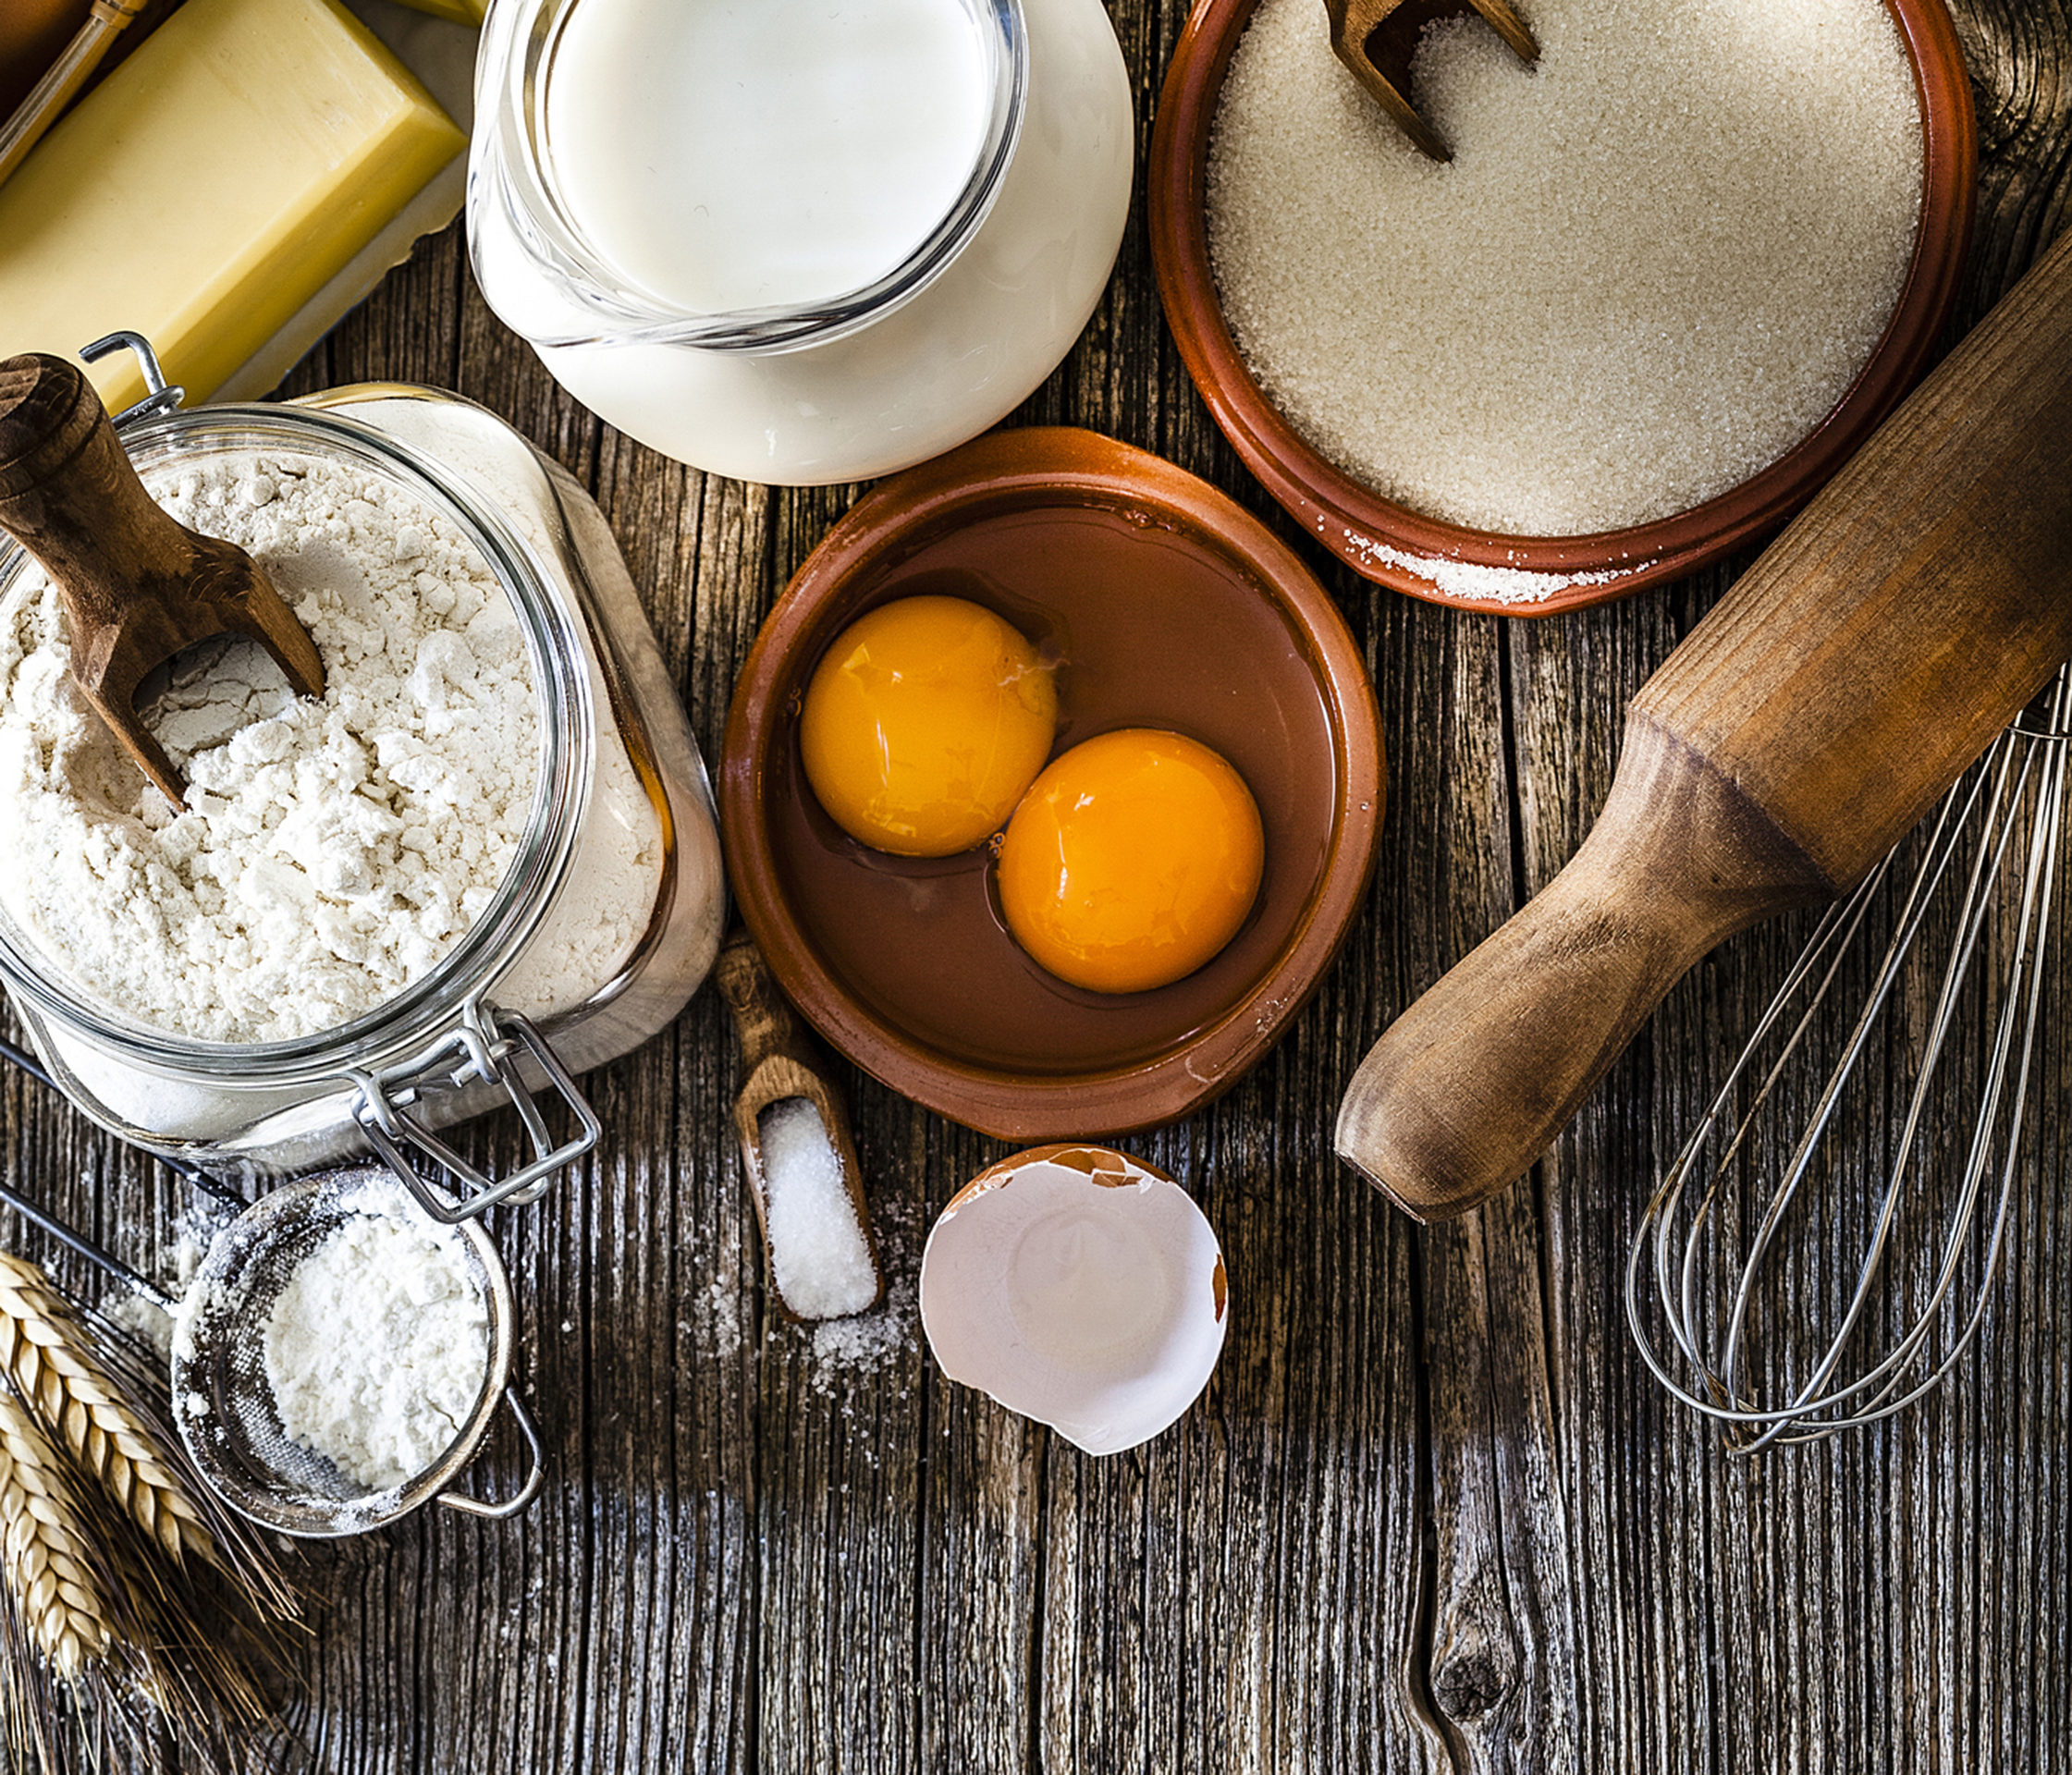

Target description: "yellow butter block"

left=388, top=0, right=484, bottom=21
left=0, top=0, right=464, bottom=411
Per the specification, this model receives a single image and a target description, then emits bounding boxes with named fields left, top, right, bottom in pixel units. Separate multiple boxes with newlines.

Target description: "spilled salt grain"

left=756, top=1097, right=879, bottom=1320
left=1206, top=0, right=1923, bottom=534
left=807, top=1278, right=918, bottom=1397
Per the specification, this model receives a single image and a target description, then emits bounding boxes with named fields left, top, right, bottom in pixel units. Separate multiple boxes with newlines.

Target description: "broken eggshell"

left=918, top=1145, right=1228, bottom=1455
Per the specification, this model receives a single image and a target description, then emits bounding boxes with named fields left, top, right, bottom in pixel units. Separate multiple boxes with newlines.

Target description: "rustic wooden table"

left=3, top=2, right=2068, bottom=1769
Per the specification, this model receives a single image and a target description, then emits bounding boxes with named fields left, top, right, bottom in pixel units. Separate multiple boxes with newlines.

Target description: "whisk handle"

left=1336, top=716, right=1830, bottom=1220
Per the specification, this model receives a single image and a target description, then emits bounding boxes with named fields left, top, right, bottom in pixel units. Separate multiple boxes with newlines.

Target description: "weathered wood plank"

left=0, top=2, right=2068, bottom=1771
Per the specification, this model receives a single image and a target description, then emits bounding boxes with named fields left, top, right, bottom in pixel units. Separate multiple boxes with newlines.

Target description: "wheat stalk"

left=0, top=1255, right=216, bottom=1571
left=0, top=1388, right=109, bottom=1682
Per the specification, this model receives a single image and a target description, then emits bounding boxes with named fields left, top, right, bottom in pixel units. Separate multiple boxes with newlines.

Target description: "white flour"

left=262, top=1211, right=488, bottom=1492
left=0, top=449, right=539, bottom=1041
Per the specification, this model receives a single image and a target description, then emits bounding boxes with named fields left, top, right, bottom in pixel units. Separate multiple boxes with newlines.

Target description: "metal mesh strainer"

left=170, top=1167, right=542, bottom=1537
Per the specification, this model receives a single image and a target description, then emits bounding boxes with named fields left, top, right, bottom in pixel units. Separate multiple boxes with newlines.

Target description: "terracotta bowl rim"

left=1146, top=0, right=1979, bottom=616
left=718, top=424, right=1385, bottom=1140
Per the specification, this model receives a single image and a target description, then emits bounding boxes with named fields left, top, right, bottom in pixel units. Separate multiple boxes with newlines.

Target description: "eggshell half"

left=919, top=1145, right=1229, bottom=1454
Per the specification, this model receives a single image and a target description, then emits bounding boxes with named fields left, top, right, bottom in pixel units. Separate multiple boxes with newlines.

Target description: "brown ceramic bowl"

left=720, top=427, right=1384, bottom=1140
left=1148, top=0, right=1978, bottom=616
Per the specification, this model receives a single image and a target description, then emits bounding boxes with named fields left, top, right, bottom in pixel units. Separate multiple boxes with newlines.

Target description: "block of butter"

left=0, top=0, right=464, bottom=412
left=387, top=0, right=484, bottom=21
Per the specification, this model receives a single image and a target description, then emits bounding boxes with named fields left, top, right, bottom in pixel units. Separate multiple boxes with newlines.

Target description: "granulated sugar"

left=808, top=1277, right=915, bottom=1396
left=1206, top=0, right=1922, bottom=533
left=756, top=1097, right=880, bottom=1320
left=803, top=1197, right=919, bottom=1397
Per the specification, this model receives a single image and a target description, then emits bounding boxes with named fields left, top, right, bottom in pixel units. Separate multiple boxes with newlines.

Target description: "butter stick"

left=0, top=0, right=464, bottom=411
left=387, top=0, right=484, bottom=21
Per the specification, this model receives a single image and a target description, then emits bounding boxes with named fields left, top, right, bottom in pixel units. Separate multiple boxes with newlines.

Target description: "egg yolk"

left=800, top=595, right=1058, bottom=858
left=997, top=728, right=1265, bottom=994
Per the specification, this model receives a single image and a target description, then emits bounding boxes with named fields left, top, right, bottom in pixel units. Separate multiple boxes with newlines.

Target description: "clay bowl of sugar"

left=1149, top=0, right=1976, bottom=614
left=720, top=426, right=1384, bottom=1140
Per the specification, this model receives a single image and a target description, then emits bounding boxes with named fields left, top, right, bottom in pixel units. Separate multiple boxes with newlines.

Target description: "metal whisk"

left=1627, top=662, right=2071, bottom=1451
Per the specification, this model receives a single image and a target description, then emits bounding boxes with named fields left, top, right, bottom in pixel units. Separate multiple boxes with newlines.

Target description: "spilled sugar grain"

left=1207, top=0, right=1923, bottom=534
left=802, top=1196, right=919, bottom=1399
left=681, top=1270, right=744, bottom=1363
left=680, top=1181, right=916, bottom=1396
left=755, top=1097, right=879, bottom=1320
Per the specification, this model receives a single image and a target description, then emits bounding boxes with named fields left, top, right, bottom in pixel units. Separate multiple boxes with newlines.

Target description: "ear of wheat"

left=0, top=1388, right=109, bottom=1683
left=0, top=1254, right=216, bottom=1571
left=0, top=1246, right=305, bottom=1775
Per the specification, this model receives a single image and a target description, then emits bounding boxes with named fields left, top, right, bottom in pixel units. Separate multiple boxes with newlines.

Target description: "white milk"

left=471, top=0, right=1134, bottom=484
left=542, top=0, right=991, bottom=313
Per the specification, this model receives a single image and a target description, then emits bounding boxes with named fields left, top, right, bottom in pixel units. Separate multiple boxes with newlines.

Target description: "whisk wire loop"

left=1629, top=663, right=2070, bottom=1449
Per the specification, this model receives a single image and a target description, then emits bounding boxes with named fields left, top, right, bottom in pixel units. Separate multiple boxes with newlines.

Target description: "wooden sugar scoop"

left=0, top=351, right=325, bottom=805
left=1326, top=0, right=1539, bottom=162
left=715, top=924, right=884, bottom=1322
left=1337, top=223, right=2072, bottom=1222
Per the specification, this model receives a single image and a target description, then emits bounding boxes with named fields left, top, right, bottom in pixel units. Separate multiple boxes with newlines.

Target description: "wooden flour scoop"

left=1338, top=226, right=2072, bottom=1222
left=0, top=352, right=325, bottom=804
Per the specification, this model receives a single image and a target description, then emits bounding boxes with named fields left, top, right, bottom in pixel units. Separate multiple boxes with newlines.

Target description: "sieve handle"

left=436, top=1389, right=545, bottom=1520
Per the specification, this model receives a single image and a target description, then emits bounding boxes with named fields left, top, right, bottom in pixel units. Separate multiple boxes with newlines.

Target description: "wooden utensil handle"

left=0, top=353, right=202, bottom=652
left=715, top=923, right=817, bottom=1075
left=1339, top=226, right=2072, bottom=1223
left=1336, top=718, right=1830, bottom=1219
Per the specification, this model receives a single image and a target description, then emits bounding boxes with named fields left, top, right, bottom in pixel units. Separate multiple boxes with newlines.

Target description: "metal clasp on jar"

left=344, top=999, right=603, bottom=1223
left=82, top=330, right=188, bottom=426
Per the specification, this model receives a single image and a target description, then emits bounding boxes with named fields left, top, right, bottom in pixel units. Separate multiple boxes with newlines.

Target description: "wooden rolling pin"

left=1337, top=226, right=2072, bottom=1222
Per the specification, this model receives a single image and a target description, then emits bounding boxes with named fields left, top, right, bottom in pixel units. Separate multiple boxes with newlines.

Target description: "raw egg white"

left=996, top=728, right=1265, bottom=993
left=800, top=595, right=1057, bottom=857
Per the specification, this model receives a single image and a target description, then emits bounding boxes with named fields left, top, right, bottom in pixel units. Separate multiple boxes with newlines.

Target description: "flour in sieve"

left=0, top=450, right=544, bottom=1041
left=262, top=1211, right=489, bottom=1492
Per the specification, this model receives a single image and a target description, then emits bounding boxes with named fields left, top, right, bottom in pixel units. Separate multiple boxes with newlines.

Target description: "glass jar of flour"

left=0, top=342, right=725, bottom=1218
left=466, top=0, right=1134, bottom=485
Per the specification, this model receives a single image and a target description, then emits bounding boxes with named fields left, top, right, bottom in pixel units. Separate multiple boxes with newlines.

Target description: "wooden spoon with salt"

left=715, top=924, right=884, bottom=1322
left=0, top=352, right=325, bottom=806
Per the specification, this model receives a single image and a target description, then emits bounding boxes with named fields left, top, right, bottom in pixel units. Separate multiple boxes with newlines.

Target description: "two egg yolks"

left=997, top=729, right=1265, bottom=994
left=800, top=595, right=1058, bottom=858
left=800, top=597, right=1264, bottom=993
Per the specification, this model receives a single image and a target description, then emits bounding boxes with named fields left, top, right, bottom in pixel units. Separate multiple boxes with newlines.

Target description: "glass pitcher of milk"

left=468, top=0, right=1133, bottom=485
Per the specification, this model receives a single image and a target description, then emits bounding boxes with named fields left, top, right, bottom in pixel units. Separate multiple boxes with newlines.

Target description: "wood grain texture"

left=0, top=2, right=2066, bottom=1771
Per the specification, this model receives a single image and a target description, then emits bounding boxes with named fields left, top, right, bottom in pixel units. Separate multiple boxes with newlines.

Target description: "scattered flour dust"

left=263, top=1210, right=488, bottom=1492
left=98, top=1191, right=240, bottom=1363
left=0, top=448, right=539, bottom=1041
left=1207, top=0, right=1923, bottom=534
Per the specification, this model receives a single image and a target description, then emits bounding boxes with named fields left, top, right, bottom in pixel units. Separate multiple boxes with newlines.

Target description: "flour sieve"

left=170, top=1167, right=543, bottom=1537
